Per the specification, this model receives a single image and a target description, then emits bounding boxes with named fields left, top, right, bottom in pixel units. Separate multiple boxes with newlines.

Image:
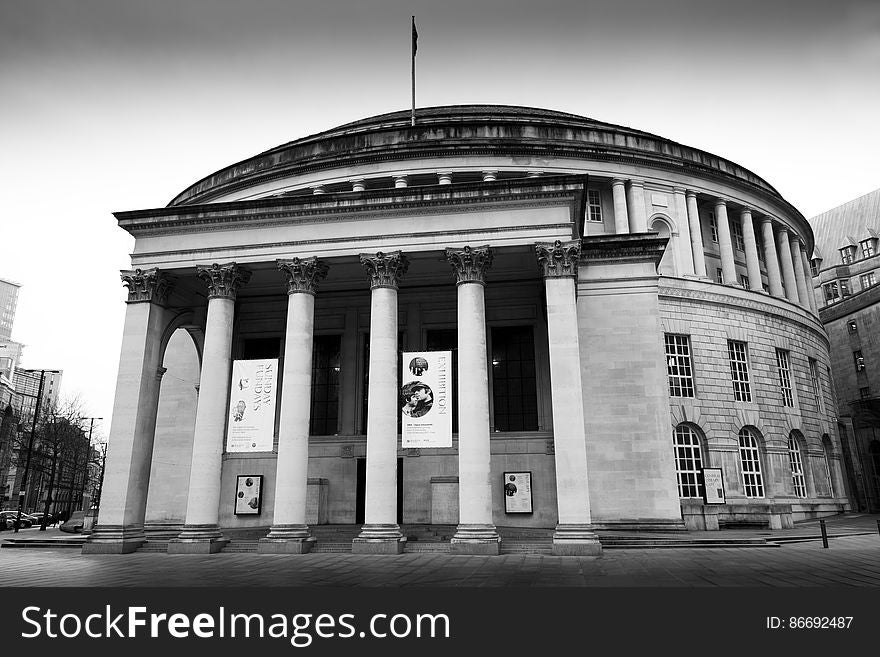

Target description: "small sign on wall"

left=702, top=468, right=726, bottom=505
left=234, top=475, right=263, bottom=515
left=503, top=471, right=533, bottom=514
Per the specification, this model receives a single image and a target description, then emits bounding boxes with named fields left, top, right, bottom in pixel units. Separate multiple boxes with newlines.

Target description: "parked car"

left=27, top=512, right=59, bottom=527
left=59, top=511, right=85, bottom=534
left=0, top=511, right=32, bottom=529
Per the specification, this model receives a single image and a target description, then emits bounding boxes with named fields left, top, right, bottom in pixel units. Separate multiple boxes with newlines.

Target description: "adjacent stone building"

left=86, top=106, right=848, bottom=555
left=809, top=187, right=880, bottom=512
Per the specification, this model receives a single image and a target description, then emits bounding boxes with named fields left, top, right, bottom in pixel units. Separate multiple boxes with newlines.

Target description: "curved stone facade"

left=86, top=105, right=847, bottom=555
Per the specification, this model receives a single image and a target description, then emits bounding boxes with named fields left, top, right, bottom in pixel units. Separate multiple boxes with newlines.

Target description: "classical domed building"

left=85, top=106, right=848, bottom=556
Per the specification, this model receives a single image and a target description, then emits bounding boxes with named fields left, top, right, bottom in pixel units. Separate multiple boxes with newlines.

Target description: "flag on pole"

left=411, top=16, right=418, bottom=126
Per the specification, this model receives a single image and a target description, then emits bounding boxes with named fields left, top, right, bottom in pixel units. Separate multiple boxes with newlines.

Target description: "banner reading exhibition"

left=401, top=351, right=452, bottom=448
left=226, top=359, right=278, bottom=452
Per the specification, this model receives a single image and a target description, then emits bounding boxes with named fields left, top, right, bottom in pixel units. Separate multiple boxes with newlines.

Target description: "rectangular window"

left=491, top=326, right=538, bottom=432
left=587, top=189, right=603, bottom=223
left=810, top=259, right=819, bottom=277
left=716, top=268, right=724, bottom=284
left=854, top=350, right=865, bottom=372
left=739, top=432, right=765, bottom=498
left=727, top=340, right=752, bottom=402
left=823, top=282, right=839, bottom=302
left=739, top=274, right=750, bottom=288
left=709, top=212, right=718, bottom=243
left=809, top=358, right=824, bottom=414
left=788, top=438, right=807, bottom=498
left=841, top=279, right=851, bottom=297
left=860, top=386, right=871, bottom=400
left=665, top=334, right=695, bottom=398
left=775, top=349, right=794, bottom=407
left=731, top=219, right=745, bottom=252
left=861, top=272, right=877, bottom=289
left=861, top=239, right=876, bottom=259
left=310, top=335, right=341, bottom=435
left=840, top=246, right=855, bottom=264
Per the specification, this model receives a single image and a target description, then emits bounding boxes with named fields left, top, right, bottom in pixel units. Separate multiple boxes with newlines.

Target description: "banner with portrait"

left=400, top=351, right=452, bottom=448
left=226, top=359, right=278, bottom=452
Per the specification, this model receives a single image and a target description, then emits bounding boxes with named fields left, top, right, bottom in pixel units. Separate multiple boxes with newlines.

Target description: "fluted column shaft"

left=790, top=235, right=811, bottom=310
left=715, top=200, right=737, bottom=285
left=776, top=227, right=800, bottom=303
left=761, top=218, right=784, bottom=297
left=685, top=191, right=707, bottom=277
left=535, top=241, right=601, bottom=556
left=612, top=179, right=630, bottom=234
left=260, top=258, right=329, bottom=553
left=353, top=252, right=408, bottom=553
left=172, top=263, right=250, bottom=553
left=446, top=245, right=499, bottom=554
left=740, top=209, right=763, bottom=291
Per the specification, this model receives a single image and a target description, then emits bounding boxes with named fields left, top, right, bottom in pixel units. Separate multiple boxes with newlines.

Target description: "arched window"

left=673, top=424, right=704, bottom=498
left=738, top=427, right=765, bottom=498
left=787, top=433, right=807, bottom=498
left=822, top=435, right=835, bottom=497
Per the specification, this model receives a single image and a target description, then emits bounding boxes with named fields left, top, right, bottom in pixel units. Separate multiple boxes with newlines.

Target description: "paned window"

left=860, top=386, right=871, bottom=400
left=665, top=334, right=695, bottom=398
left=861, top=239, right=876, bottom=259
left=788, top=436, right=807, bottom=498
left=673, top=425, right=704, bottom=498
left=854, top=350, right=865, bottom=372
left=716, top=268, right=724, bottom=284
left=587, top=189, right=603, bottom=223
left=310, top=335, right=341, bottom=435
left=840, top=246, right=856, bottom=264
left=809, top=358, right=824, bottom=414
left=708, top=212, right=718, bottom=243
left=823, top=444, right=834, bottom=497
left=738, top=428, right=765, bottom=498
left=860, top=272, right=877, bottom=289
left=841, top=279, right=851, bottom=297
left=775, top=349, right=794, bottom=407
left=739, top=274, right=750, bottom=288
left=491, top=326, right=538, bottom=432
left=728, top=340, right=752, bottom=402
left=823, top=282, right=839, bottom=302
left=731, top=219, right=745, bottom=252
left=810, top=259, right=820, bottom=277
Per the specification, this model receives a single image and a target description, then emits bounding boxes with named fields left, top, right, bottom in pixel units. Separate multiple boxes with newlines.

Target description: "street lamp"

left=13, top=369, right=60, bottom=533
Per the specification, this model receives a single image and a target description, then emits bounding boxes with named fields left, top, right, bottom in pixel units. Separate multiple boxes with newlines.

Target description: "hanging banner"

left=226, top=359, right=278, bottom=452
left=401, top=351, right=452, bottom=448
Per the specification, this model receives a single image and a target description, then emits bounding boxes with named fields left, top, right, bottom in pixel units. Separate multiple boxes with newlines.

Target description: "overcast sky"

left=1, top=0, right=879, bottom=439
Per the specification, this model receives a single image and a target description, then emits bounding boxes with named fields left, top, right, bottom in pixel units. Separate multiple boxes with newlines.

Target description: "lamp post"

left=13, top=369, right=53, bottom=533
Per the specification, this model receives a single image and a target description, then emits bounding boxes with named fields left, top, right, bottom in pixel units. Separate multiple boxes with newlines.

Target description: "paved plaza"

left=2, top=514, right=879, bottom=587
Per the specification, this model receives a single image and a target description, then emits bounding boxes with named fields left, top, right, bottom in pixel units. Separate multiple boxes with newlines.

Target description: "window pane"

left=491, top=326, right=538, bottom=432
left=310, top=335, right=341, bottom=435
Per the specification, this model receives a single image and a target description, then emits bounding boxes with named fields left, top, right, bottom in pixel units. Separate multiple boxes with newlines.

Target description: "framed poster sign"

left=702, top=467, right=726, bottom=505
left=234, top=475, right=263, bottom=515
left=226, top=359, right=278, bottom=453
left=503, top=471, right=533, bottom=514
left=400, top=351, right=453, bottom=448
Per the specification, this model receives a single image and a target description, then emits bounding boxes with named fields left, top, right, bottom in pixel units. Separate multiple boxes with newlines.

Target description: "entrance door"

left=355, top=457, right=404, bottom=525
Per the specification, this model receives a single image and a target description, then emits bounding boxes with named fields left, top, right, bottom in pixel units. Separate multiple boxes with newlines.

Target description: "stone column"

left=761, top=218, right=784, bottom=297
left=535, top=240, right=602, bottom=556
left=776, top=227, right=800, bottom=303
left=790, top=234, right=811, bottom=310
left=351, top=179, right=365, bottom=192
left=259, top=257, right=329, bottom=554
left=437, top=171, right=453, bottom=185
left=685, top=191, right=708, bottom=278
left=798, top=242, right=819, bottom=313
left=673, top=188, right=695, bottom=275
left=627, top=180, right=648, bottom=233
left=83, top=269, right=172, bottom=554
left=715, top=199, right=737, bottom=285
left=353, top=251, right=409, bottom=554
left=169, top=263, right=250, bottom=554
left=393, top=175, right=408, bottom=188
left=482, top=170, right=498, bottom=182
left=612, top=178, right=629, bottom=235
left=446, top=245, right=500, bottom=554
left=740, top=208, right=763, bottom=292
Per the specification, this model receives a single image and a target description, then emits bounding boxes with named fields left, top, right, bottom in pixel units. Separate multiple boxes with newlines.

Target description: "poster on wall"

left=503, top=471, right=533, bottom=514
left=226, top=358, right=278, bottom=452
left=234, top=475, right=263, bottom=515
left=400, top=351, right=452, bottom=448
left=702, top=468, right=726, bottom=505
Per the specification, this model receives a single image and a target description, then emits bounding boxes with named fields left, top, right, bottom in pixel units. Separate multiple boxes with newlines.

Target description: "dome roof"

left=169, top=104, right=789, bottom=212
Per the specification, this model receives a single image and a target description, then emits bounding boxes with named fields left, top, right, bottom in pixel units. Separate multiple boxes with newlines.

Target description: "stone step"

left=1, top=539, right=84, bottom=549
left=310, top=543, right=353, bottom=553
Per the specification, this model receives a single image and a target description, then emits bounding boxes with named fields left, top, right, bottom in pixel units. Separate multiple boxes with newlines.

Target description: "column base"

left=167, top=524, right=228, bottom=554
left=352, top=524, right=406, bottom=554
left=82, top=525, right=145, bottom=554
left=450, top=523, right=501, bottom=555
left=551, top=524, right=603, bottom=556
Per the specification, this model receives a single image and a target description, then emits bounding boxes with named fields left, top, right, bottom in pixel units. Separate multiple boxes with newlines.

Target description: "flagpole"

left=411, top=16, right=417, bottom=127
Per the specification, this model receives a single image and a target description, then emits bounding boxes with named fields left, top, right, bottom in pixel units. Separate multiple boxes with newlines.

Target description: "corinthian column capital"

left=196, top=263, right=251, bottom=300
left=535, top=240, right=581, bottom=278
left=445, top=245, right=493, bottom=285
left=277, top=257, right=329, bottom=295
left=360, top=251, right=409, bottom=290
left=120, top=268, right=173, bottom=304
